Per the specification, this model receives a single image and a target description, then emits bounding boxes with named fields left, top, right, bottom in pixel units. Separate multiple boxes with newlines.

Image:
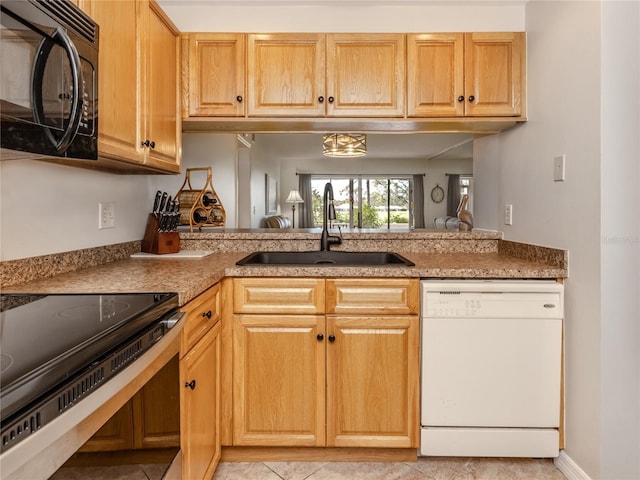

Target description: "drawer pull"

left=202, top=310, right=212, bottom=319
left=185, top=380, right=196, bottom=390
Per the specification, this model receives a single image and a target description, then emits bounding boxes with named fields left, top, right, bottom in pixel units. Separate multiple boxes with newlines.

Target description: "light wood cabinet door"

left=233, top=278, right=325, bottom=315
left=144, top=1, right=181, bottom=172
left=78, top=401, right=134, bottom=452
left=464, top=32, right=525, bottom=117
left=184, top=33, right=245, bottom=117
left=326, top=278, right=419, bottom=315
left=247, top=34, right=326, bottom=117
left=88, top=0, right=145, bottom=165
left=233, top=314, right=326, bottom=446
left=407, top=33, right=464, bottom=117
left=79, top=358, right=179, bottom=452
left=181, top=321, right=221, bottom=480
left=326, top=315, right=420, bottom=448
left=326, top=34, right=405, bottom=117
left=134, top=355, right=180, bottom=449
left=181, top=283, right=221, bottom=354
left=80, top=0, right=180, bottom=172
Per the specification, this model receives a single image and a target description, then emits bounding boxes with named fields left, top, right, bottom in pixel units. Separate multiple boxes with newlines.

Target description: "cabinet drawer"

left=326, top=278, right=419, bottom=315
left=181, top=283, right=221, bottom=354
left=233, top=278, right=325, bottom=314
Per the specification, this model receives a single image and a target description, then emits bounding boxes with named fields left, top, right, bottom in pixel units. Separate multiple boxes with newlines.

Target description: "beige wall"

left=474, top=1, right=640, bottom=478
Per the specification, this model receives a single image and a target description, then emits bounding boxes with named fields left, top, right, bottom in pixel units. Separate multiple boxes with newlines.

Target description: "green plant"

left=361, top=203, right=382, bottom=228
left=391, top=212, right=409, bottom=224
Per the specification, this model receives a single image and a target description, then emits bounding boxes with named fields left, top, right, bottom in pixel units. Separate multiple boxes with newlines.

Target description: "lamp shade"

left=285, top=190, right=304, bottom=204
left=322, top=133, right=366, bottom=157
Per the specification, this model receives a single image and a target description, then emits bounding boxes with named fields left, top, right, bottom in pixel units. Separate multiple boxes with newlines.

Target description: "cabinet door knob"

left=185, top=380, right=196, bottom=390
left=318, top=96, right=324, bottom=103
left=328, top=96, right=334, bottom=103
left=149, top=141, right=155, bottom=149
left=317, top=333, right=324, bottom=341
left=328, top=334, right=336, bottom=343
left=468, top=95, right=475, bottom=102
left=141, top=139, right=150, bottom=147
left=202, top=310, right=212, bottom=319
left=236, top=95, right=243, bottom=102
left=457, top=95, right=464, bottom=102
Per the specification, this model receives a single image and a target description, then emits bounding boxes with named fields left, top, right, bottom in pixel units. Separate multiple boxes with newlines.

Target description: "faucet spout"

left=320, top=182, right=342, bottom=251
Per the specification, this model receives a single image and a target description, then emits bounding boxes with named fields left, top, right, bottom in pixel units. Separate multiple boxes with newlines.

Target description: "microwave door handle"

left=31, top=27, right=83, bottom=153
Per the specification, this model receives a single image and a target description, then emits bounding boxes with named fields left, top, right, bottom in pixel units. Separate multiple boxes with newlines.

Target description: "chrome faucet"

left=320, top=182, right=342, bottom=251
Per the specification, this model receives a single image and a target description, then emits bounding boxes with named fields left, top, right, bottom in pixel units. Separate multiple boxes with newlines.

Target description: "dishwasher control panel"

left=421, top=280, right=563, bottom=318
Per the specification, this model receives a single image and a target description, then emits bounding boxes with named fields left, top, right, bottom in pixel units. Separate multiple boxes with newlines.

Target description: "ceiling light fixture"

left=322, top=133, right=367, bottom=158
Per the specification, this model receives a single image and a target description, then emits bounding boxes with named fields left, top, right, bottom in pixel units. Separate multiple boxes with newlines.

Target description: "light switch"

left=554, top=155, right=565, bottom=181
left=504, top=204, right=513, bottom=226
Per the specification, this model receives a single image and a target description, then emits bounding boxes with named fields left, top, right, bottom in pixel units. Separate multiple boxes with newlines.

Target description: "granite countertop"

left=1, top=250, right=567, bottom=306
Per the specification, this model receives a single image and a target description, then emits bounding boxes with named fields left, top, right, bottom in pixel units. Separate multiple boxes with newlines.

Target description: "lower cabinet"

left=231, top=277, right=419, bottom=449
left=327, top=315, right=419, bottom=448
left=79, top=357, right=180, bottom=452
left=181, top=321, right=221, bottom=479
left=179, top=283, right=222, bottom=480
left=233, top=314, right=326, bottom=446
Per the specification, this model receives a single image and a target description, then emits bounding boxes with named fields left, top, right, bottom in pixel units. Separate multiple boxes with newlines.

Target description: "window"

left=459, top=175, right=473, bottom=213
left=310, top=176, right=413, bottom=229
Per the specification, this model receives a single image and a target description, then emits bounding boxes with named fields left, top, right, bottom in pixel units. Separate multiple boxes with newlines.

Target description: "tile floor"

left=51, top=457, right=567, bottom=480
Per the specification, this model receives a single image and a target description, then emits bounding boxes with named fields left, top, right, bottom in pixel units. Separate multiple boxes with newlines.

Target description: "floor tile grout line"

left=262, top=461, right=288, bottom=480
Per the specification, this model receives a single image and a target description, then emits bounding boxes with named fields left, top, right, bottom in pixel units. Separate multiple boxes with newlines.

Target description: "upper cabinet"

left=247, top=34, right=326, bottom=117
left=183, top=33, right=246, bottom=117
left=78, top=0, right=181, bottom=173
left=464, top=32, right=525, bottom=116
left=326, top=34, right=405, bottom=117
left=407, top=32, right=525, bottom=117
left=145, top=2, right=182, bottom=172
left=248, top=33, right=404, bottom=117
left=182, top=31, right=525, bottom=132
left=185, top=33, right=406, bottom=119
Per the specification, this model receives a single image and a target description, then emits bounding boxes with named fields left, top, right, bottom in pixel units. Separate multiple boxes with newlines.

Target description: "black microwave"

left=0, top=0, right=99, bottom=160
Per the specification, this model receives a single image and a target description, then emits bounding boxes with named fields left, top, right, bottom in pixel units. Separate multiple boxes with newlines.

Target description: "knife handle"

left=152, top=190, right=162, bottom=213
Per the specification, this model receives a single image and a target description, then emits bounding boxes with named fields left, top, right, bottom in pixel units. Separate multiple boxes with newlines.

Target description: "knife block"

left=141, top=213, right=180, bottom=254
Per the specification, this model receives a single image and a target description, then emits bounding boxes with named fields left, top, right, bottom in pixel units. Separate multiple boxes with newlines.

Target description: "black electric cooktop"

left=0, top=292, right=179, bottom=425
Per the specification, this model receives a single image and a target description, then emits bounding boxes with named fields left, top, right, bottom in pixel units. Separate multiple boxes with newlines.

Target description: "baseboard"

left=554, top=451, right=593, bottom=480
left=221, top=446, right=417, bottom=463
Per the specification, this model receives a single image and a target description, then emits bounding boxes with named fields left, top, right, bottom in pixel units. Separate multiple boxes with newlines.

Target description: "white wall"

left=474, top=1, right=640, bottom=479
left=246, top=136, right=281, bottom=227
left=600, top=1, right=640, bottom=478
left=151, top=133, right=238, bottom=229
left=159, top=1, right=525, bottom=33
left=0, top=160, right=151, bottom=261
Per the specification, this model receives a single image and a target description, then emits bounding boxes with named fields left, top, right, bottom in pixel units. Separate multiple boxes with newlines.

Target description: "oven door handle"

left=161, top=311, right=185, bottom=330
left=31, top=27, right=84, bottom=154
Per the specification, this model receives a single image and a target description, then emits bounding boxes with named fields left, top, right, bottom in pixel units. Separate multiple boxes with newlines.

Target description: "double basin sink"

left=236, top=250, right=415, bottom=267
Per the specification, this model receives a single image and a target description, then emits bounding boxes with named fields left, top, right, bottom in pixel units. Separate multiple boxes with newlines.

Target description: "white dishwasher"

left=420, top=280, right=563, bottom=458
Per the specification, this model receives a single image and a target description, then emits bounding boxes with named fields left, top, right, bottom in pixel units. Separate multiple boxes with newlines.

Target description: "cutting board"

left=131, top=251, right=214, bottom=259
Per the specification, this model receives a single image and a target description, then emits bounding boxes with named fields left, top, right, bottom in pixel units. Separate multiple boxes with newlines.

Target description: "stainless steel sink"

left=236, top=251, right=415, bottom=266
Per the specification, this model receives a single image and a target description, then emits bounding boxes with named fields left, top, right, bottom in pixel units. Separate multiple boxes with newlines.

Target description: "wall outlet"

left=99, top=202, right=115, bottom=229
left=504, top=204, right=513, bottom=225
left=554, top=154, right=566, bottom=181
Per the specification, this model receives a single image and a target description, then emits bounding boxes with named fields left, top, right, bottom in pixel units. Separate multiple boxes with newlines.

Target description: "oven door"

left=0, top=1, right=97, bottom=160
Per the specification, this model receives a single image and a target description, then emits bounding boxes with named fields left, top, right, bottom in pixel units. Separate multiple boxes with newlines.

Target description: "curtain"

left=446, top=174, right=461, bottom=217
left=413, top=175, right=425, bottom=228
left=298, top=174, right=314, bottom=228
